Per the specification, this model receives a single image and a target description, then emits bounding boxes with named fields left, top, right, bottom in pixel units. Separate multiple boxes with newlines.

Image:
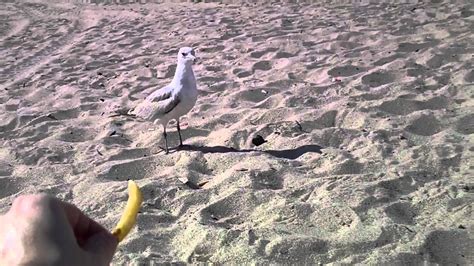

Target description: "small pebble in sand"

left=252, top=135, right=267, bottom=146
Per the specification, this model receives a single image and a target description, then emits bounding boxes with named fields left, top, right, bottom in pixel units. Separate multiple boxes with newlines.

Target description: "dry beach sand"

left=0, top=0, right=473, bottom=264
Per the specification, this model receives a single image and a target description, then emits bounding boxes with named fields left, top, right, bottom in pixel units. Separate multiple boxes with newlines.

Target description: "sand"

left=0, top=0, right=473, bottom=264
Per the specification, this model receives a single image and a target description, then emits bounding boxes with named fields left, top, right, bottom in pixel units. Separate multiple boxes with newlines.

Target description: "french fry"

left=111, top=180, right=143, bottom=242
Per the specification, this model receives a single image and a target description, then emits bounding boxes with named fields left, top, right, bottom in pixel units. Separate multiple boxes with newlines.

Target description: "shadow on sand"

left=176, top=144, right=323, bottom=160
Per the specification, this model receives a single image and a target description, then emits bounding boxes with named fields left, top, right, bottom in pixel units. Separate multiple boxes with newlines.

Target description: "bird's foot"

left=158, top=146, right=169, bottom=154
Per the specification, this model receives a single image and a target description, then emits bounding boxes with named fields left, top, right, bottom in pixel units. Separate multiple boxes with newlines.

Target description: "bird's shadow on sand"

left=176, top=144, right=323, bottom=160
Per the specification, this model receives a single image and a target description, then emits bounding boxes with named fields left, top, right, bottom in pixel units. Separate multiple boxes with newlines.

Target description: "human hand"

left=0, top=194, right=117, bottom=265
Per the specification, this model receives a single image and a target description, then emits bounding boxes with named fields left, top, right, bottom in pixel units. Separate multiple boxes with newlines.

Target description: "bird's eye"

left=181, top=53, right=187, bottom=56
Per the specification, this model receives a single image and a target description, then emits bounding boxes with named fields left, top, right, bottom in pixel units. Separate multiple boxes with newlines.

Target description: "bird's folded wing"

left=131, top=94, right=181, bottom=120
left=146, top=85, right=173, bottom=102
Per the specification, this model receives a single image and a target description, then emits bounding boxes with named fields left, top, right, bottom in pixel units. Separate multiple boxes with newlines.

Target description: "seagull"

left=129, top=47, right=198, bottom=154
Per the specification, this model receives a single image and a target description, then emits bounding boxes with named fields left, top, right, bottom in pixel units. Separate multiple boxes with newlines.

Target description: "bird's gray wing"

left=128, top=84, right=173, bottom=117
left=131, top=93, right=181, bottom=120
left=146, top=85, right=173, bottom=103
left=163, top=95, right=181, bottom=114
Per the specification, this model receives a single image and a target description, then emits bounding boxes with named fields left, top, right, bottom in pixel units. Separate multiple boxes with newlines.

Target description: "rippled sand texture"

left=0, top=0, right=473, bottom=264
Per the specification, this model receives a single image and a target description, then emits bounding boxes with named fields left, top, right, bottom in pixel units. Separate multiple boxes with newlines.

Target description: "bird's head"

left=177, top=47, right=196, bottom=65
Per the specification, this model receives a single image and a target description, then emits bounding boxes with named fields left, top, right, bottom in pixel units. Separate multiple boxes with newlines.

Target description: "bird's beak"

left=189, top=55, right=197, bottom=63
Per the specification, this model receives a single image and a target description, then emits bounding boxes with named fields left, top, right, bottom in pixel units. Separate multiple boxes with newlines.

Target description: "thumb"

left=84, top=231, right=118, bottom=265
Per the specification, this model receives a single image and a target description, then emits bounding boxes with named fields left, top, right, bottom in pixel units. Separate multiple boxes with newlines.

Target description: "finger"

left=9, top=194, right=49, bottom=217
left=83, top=230, right=118, bottom=265
left=10, top=195, right=117, bottom=263
left=54, top=200, right=108, bottom=243
left=36, top=197, right=118, bottom=262
left=59, top=201, right=118, bottom=263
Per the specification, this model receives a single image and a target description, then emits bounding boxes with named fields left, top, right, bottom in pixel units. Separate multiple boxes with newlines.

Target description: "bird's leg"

left=163, top=126, right=169, bottom=154
left=177, top=118, right=183, bottom=147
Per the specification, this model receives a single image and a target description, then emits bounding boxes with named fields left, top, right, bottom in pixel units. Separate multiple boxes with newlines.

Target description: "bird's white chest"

left=171, top=82, right=197, bottom=118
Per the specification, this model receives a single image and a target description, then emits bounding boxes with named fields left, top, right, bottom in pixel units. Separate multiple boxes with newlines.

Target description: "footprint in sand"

left=57, top=127, right=95, bottom=143
left=249, top=168, right=283, bottom=190
left=0, top=176, right=20, bottom=198
left=327, top=65, right=365, bottom=77
left=384, top=202, right=416, bottom=224
left=420, top=230, right=471, bottom=265
left=455, top=114, right=474, bottom=135
left=405, top=114, right=442, bottom=136
left=361, top=71, right=395, bottom=87
left=379, top=96, right=448, bottom=115
left=252, top=60, right=272, bottom=72
left=233, top=68, right=252, bottom=78
left=97, top=158, right=154, bottom=181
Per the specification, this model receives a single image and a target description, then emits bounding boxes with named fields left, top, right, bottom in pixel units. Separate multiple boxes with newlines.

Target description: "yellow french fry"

left=111, top=180, right=143, bottom=242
